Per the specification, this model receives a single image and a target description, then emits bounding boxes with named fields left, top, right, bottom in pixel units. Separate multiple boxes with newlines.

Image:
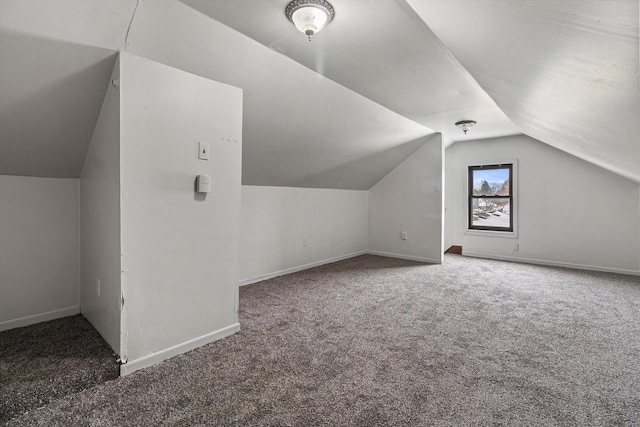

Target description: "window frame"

left=466, top=161, right=518, bottom=238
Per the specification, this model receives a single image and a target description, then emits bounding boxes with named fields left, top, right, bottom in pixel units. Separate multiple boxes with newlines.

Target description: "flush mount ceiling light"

left=455, top=120, right=477, bottom=135
left=286, top=0, right=335, bottom=41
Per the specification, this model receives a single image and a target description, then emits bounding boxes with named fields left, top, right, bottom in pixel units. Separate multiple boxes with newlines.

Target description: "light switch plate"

left=198, top=142, right=209, bottom=160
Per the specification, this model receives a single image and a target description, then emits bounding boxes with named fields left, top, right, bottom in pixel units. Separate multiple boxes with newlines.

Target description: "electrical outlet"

left=303, top=237, right=308, bottom=247
left=513, top=243, right=519, bottom=251
left=401, top=231, right=408, bottom=240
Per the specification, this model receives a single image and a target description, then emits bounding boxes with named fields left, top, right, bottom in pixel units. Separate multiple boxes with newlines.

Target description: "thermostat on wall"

left=197, top=174, right=211, bottom=193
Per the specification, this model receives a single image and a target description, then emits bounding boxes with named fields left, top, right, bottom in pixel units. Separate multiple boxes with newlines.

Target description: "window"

left=468, top=163, right=513, bottom=232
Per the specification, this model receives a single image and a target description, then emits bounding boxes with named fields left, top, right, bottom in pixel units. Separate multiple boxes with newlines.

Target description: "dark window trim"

left=468, top=163, right=513, bottom=232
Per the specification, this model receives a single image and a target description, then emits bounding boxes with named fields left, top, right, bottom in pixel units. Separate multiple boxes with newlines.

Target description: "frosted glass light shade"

left=455, top=120, right=477, bottom=135
left=292, top=7, right=328, bottom=38
left=286, top=0, right=335, bottom=41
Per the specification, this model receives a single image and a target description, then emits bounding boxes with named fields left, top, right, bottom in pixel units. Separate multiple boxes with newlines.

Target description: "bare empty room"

left=1, top=0, right=639, bottom=425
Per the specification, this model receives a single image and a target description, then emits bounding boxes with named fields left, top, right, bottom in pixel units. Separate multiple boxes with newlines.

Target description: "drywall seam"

left=124, top=0, right=140, bottom=48
left=120, top=323, right=240, bottom=376
left=367, top=251, right=440, bottom=264
left=239, top=251, right=367, bottom=286
left=0, top=306, right=80, bottom=332
left=463, top=251, right=640, bottom=277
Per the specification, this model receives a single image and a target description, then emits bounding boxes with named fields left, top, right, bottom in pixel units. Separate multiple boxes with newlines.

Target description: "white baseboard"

left=462, top=251, right=640, bottom=277
left=120, top=323, right=240, bottom=376
left=366, top=250, right=441, bottom=264
left=239, top=251, right=367, bottom=286
left=0, top=305, right=80, bottom=332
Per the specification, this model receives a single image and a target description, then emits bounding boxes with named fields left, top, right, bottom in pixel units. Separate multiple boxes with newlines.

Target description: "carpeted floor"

left=3, top=254, right=640, bottom=426
left=0, top=314, right=119, bottom=423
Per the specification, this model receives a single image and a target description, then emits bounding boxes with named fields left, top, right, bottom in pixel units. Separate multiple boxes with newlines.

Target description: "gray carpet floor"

left=0, top=314, right=119, bottom=423
left=3, top=254, right=640, bottom=426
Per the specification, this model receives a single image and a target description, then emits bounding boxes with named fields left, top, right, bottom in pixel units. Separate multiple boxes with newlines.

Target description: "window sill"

left=465, top=229, right=518, bottom=239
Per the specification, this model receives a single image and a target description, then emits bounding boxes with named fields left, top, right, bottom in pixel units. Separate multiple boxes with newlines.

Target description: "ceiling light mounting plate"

left=286, top=0, right=335, bottom=41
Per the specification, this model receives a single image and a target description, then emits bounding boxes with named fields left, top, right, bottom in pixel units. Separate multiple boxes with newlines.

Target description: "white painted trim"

left=239, top=251, right=367, bottom=286
left=463, top=251, right=640, bottom=277
left=120, top=323, right=240, bottom=376
left=366, top=250, right=441, bottom=264
left=0, top=305, right=80, bottom=332
left=464, top=229, right=518, bottom=239
left=240, top=251, right=442, bottom=288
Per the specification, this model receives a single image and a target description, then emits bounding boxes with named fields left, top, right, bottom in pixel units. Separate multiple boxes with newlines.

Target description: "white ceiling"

left=0, top=0, right=637, bottom=186
left=0, top=30, right=117, bottom=177
left=183, top=0, right=639, bottom=183
left=181, top=0, right=521, bottom=143
left=0, top=0, right=135, bottom=178
left=409, top=0, right=639, bottom=183
left=0, top=0, right=433, bottom=189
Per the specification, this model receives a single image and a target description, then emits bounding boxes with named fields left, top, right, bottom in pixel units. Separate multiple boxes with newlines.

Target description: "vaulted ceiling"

left=0, top=0, right=637, bottom=187
left=409, top=0, right=639, bottom=183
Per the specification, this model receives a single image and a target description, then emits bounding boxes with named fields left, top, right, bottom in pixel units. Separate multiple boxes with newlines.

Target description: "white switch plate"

left=401, top=231, right=408, bottom=240
left=198, top=142, right=209, bottom=160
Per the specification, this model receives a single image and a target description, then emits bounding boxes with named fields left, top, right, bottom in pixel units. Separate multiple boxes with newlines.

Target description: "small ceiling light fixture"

left=455, top=120, right=477, bottom=135
left=286, top=0, right=335, bottom=41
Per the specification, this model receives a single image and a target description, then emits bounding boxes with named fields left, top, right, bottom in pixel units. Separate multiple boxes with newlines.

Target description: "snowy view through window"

left=470, top=166, right=511, bottom=230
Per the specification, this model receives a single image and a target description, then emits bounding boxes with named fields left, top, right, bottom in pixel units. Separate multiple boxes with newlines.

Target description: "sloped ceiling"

left=0, top=0, right=637, bottom=186
left=181, top=0, right=521, bottom=143
left=0, top=0, right=432, bottom=189
left=0, top=0, right=136, bottom=178
left=120, top=0, right=435, bottom=190
left=0, top=31, right=117, bottom=177
left=408, top=0, right=639, bottom=183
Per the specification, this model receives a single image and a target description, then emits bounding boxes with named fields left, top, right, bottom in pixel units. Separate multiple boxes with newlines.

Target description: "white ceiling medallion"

left=455, top=120, right=477, bottom=135
left=286, top=0, right=335, bottom=41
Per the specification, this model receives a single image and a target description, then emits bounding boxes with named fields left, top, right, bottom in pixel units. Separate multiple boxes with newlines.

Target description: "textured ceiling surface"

left=0, top=0, right=637, bottom=186
left=408, top=0, right=639, bottom=183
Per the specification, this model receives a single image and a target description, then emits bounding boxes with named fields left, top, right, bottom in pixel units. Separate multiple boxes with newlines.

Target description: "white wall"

left=80, top=56, right=121, bottom=352
left=0, top=175, right=80, bottom=330
left=119, top=53, right=242, bottom=374
left=240, top=186, right=368, bottom=285
left=445, top=134, right=640, bottom=275
left=368, top=134, right=444, bottom=263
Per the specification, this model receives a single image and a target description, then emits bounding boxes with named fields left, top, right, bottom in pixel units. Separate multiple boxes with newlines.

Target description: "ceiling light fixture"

left=286, top=0, right=335, bottom=41
left=455, top=120, right=477, bottom=135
